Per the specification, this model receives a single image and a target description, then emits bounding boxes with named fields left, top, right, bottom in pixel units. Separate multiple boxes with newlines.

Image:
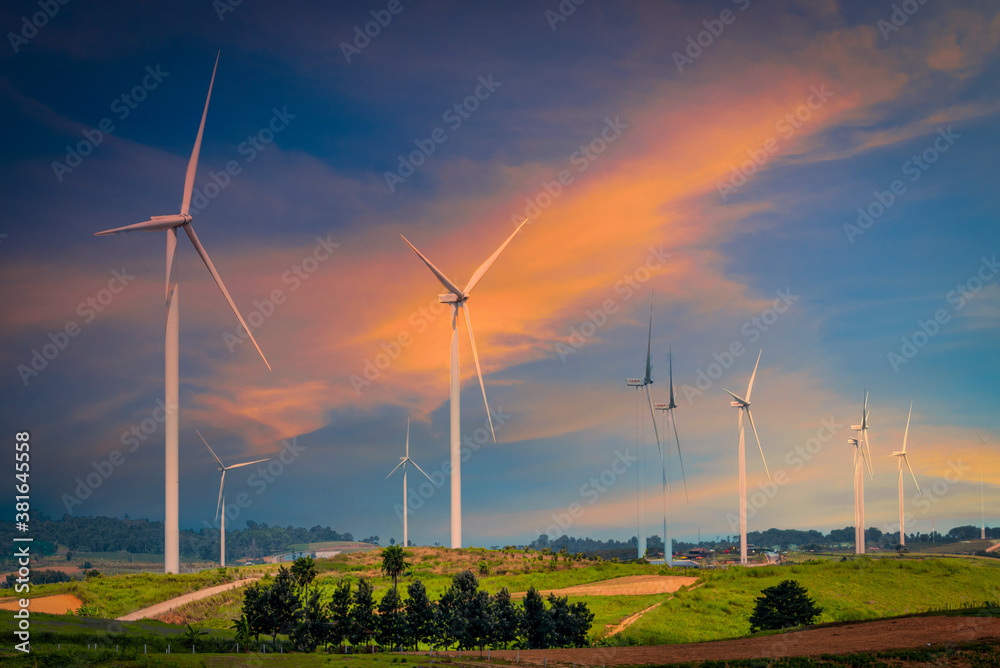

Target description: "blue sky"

left=1, top=0, right=998, bottom=549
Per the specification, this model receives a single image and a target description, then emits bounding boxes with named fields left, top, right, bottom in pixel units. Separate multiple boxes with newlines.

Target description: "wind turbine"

left=400, top=218, right=527, bottom=548
left=95, top=54, right=270, bottom=573
left=625, top=294, right=663, bottom=560
left=890, top=403, right=920, bottom=548
left=849, top=390, right=873, bottom=554
left=723, top=350, right=770, bottom=566
left=197, top=430, right=269, bottom=568
left=653, top=347, right=689, bottom=567
left=386, top=418, right=433, bottom=548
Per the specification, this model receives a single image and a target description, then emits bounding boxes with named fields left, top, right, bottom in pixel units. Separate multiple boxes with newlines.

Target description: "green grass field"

left=614, top=556, right=1000, bottom=645
left=3, top=547, right=1000, bottom=666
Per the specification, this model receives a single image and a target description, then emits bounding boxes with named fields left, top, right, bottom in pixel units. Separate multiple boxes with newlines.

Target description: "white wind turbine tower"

left=723, top=350, right=770, bottom=566
left=890, top=403, right=920, bottom=548
left=386, top=418, right=433, bottom=548
left=653, top=347, right=689, bottom=567
left=849, top=390, right=873, bottom=554
left=400, top=219, right=527, bottom=548
left=624, top=294, right=664, bottom=560
left=197, top=430, right=269, bottom=568
left=95, top=54, right=270, bottom=574
left=979, top=432, right=989, bottom=540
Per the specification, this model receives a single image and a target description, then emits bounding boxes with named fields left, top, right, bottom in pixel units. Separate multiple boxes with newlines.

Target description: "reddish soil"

left=435, top=616, right=1000, bottom=665
left=0, top=594, right=82, bottom=614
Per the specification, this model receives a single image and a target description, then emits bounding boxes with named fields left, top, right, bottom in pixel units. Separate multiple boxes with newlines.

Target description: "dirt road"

left=434, top=616, right=1000, bottom=665
left=116, top=578, right=259, bottom=621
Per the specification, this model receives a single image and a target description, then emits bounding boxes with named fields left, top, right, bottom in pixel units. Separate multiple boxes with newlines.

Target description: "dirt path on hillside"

left=116, top=578, right=259, bottom=621
left=605, top=601, right=663, bottom=637
left=433, top=616, right=1000, bottom=665
left=511, top=575, right=698, bottom=598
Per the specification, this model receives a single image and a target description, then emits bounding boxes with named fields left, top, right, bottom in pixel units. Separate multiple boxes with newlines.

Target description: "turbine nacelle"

left=851, top=424, right=863, bottom=431
left=652, top=402, right=669, bottom=410
left=438, top=292, right=463, bottom=304
left=625, top=378, right=645, bottom=387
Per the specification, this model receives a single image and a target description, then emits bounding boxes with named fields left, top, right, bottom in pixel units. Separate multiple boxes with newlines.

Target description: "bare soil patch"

left=0, top=594, right=82, bottom=614
left=512, top=575, right=698, bottom=598
left=439, top=616, right=1000, bottom=665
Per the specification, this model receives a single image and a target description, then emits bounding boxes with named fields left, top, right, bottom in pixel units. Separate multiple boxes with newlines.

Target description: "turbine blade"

left=668, top=347, right=676, bottom=407
left=463, top=304, right=495, bottom=442
left=745, top=350, right=762, bottom=402
left=463, top=218, right=528, bottom=295
left=864, top=430, right=874, bottom=479
left=95, top=216, right=188, bottom=236
left=902, top=402, right=912, bottom=453
left=862, top=389, right=869, bottom=430
left=197, top=429, right=224, bottom=468
left=405, top=417, right=410, bottom=458
left=644, top=293, right=653, bottom=384
left=216, top=470, right=225, bottom=521
left=746, top=409, right=771, bottom=482
left=385, top=460, right=406, bottom=479
left=670, top=408, right=689, bottom=503
left=399, top=235, right=465, bottom=297
left=409, top=459, right=434, bottom=483
left=723, top=388, right=747, bottom=404
left=182, top=52, right=219, bottom=216
left=183, top=224, right=271, bottom=370
left=226, top=458, right=270, bottom=470
left=644, top=385, right=663, bottom=461
left=904, top=455, right=921, bottom=494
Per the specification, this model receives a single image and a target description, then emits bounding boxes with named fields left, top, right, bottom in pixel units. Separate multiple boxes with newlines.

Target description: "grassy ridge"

left=617, top=556, right=1000, bottom=645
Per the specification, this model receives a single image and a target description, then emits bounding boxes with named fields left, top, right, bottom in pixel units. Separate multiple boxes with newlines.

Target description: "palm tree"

left=380, top=545, right=410, bottom=590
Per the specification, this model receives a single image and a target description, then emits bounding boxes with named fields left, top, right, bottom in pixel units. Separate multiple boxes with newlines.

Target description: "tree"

left=182, top=623, right=207, bottom=650
left=380, top=544, right=410, bottom=590
left=377, top=585, right=406, bottom=649
left=520, top=587, right=553, bottom=649
left=291, top=556, right=318, bottom=623
left=404, top=580, right=435, bottom=650
left=266, top=567, right=301, bottom=645
left=292, top=586, right=327, bottom=653
left=547, top=594, right=593, bottom=647
left=349, top=577, right=377, bottom=647
left=490, top=587, right=520, bottom=649
left=327, top=578, right=353, bottom=648
left=749, top=580, right=823, bottom=633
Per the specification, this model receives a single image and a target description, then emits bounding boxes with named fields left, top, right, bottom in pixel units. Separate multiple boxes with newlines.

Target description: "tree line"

left=0, top=514, right=354, bottom=562
left=235, top=550, right=594, bottom=653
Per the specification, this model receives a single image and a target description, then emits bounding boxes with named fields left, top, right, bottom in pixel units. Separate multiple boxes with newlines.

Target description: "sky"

left=1, top=0, right=998, bottom=550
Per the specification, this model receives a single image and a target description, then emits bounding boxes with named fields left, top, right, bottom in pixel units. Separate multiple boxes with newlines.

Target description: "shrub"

left=749, top=579, right=822, bottom=633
